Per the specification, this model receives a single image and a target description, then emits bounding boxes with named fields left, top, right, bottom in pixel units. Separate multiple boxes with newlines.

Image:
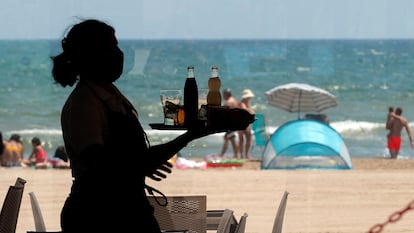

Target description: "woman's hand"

left=146, top=161, right=173, bottom=181
left=187, top=107, right=255, bottom=140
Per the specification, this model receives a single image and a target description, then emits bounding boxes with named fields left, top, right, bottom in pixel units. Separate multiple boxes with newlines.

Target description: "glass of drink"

left=160, top=89, right=182, bottom=125
left=198, top=88, right=208, bottom=121
left=198, top=88, right=208, bottom=109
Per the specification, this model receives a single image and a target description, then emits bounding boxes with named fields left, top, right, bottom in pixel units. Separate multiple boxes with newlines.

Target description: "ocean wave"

left=264, top=120, right=384, bottom=135
left=330, top=120, right=384, bottom=134
left=5, top=128, right=62, bottom=136
left=2, top=120, right=387, bottom=138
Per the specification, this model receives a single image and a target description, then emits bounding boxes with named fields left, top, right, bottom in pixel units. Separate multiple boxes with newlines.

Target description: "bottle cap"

left=187, top=66, right=195, bottom=78
left=211, top=66, right=218, bottom=77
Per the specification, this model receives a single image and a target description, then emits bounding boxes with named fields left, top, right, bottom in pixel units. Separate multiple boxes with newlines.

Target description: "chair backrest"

left=28, top=192, right=47, bottom=232
left=206, top=209, right=224, bottom=231
left=0, top=177, right=27, bottom=233
left=234, top=213, right=248, bottom=233
left=148, top=195, right=207, bottom=233
left=14, top=178, right=27, bottom=188
left=26, top=192, right=63, bottom=233
left=206, top=209, right=237, bottom=232
left=271, top=191, right=289, bottom=233
left=215, top=209, right=238, bottom=233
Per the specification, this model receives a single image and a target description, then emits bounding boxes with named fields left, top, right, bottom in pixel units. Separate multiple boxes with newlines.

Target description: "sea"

left=2, top=39, right=414, bottom=161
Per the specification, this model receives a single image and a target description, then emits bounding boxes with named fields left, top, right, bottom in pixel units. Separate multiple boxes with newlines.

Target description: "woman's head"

left=52, top=19, right=124, bottom=87
left=10, top=134, right=22, bottom=143
left=241, top=89, right=255, bottom=100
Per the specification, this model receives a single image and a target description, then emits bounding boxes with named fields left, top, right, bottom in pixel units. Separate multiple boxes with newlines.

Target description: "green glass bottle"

left=184, top=66, right=199, bottom=128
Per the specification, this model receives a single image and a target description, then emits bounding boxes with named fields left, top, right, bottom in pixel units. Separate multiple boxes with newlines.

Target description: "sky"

left=1, top=0, right=414, bottom=39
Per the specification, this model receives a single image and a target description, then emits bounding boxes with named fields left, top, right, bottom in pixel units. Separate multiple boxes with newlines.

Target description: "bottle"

left=207, top=66, right=221, bottom=106
left=184, top=66, right=199, bottom=128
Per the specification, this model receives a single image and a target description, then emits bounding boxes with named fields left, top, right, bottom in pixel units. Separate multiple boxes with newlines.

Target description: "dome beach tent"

left=261, top=119, right=352, bottom=170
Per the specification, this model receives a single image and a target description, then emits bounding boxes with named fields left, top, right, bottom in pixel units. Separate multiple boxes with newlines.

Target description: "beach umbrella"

left=265, top=83, right=337, bottom=118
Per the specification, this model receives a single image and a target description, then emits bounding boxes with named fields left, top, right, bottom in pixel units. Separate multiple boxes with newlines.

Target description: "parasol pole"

left=297, top=90, right=302, bottom=119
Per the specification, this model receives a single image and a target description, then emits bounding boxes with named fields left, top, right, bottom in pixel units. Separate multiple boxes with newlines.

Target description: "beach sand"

left=2, top=158, right=414, bottom=233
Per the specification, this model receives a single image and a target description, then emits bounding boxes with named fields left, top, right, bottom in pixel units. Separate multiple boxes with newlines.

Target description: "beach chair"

left=25, top=192, right=62, bottom=233
left=148, top=195, right=207, bottom=233
left=251, top=113, right=269, bottom=157
left=214, top=209, right=238, bottom=233
left=233, top=213, right=248, bottom=233
left=0, top=177, right=27, bottom=233
left=27, top=192, right=47, bottom=232
left=271, top=191, right=289, bottom=233
left=207, top=209, right=238, bottom=233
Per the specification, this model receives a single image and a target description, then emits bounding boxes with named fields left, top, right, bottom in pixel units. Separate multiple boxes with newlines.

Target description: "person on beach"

left=48, top=145, right=70, bottom=169
left=22, top=137, right=48, bottom=168
left=304, top=113, right=329, bottom=124
left=386, top=106, right=413, bottom=158
left=219, top=88, right=239, bottom=158
left=1, top=134, right=24, bottom=167
left=51, top=19, right=219, bottom=232
left=238, top=89, right=255, bottom=159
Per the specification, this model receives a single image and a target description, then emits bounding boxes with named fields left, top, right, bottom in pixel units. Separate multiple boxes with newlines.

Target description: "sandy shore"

left=2, top=158, right=414, bottom=233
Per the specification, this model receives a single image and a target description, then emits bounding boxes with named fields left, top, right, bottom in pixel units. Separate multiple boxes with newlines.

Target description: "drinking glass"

left=198, top=88, right=209, bottom=121
left=198, top=88, right=208, bottom=109
left=160, top=89, right=182, bottom=125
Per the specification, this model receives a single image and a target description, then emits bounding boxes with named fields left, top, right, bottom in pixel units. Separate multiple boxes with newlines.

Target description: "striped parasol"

left=265, top=83, right=337, bottom=118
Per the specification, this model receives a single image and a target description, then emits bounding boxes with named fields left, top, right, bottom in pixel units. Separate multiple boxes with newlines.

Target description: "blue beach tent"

left=251, top=113, right=269, bottom=156
left=261, top=119, right=352, bottom=170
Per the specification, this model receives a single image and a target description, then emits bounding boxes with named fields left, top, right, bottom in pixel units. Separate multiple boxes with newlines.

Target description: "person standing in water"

left=386, top=107, right=413, bottom=158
